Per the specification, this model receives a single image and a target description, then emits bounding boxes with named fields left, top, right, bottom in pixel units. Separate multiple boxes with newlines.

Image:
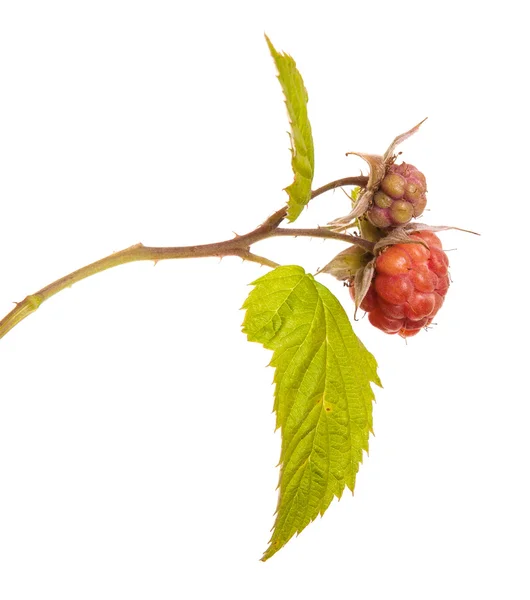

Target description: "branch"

left=311, top=176, right=367, bottom=198
left=0, top=176, right=369, bottom=340
left=274, top=228, right=374, bottom=251
left=231, top=249, right=280, bottom=269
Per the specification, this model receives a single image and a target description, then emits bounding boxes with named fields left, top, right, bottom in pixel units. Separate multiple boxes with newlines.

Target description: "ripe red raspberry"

left=367, top=163, right=427, bottom=229
left=350, top=231, right=450, bottom=337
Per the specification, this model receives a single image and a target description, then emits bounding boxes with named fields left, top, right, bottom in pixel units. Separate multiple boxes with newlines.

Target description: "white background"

left=1, top=1, right=528, bottom=598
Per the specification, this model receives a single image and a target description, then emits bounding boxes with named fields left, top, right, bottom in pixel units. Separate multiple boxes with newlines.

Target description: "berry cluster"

left=367, top=163, right=427, bottom=229
left=350, top=231, right=450, bottom=338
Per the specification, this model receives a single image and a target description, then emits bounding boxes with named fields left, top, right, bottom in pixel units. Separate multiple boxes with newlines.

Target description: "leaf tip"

left=264, top=33, right=277, bottom=57
left=260, top=541, right=281, bottom=562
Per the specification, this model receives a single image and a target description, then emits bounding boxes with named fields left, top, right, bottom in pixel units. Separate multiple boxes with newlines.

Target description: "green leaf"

left=242, top=265, right=380, bottom=560
left=266, top=36, right=315, bottom=222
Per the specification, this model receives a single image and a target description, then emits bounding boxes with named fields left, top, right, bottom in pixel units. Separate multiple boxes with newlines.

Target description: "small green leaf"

left=351, top=186, right=362, bottom=204
left=242, top=265, right=380, bottom=560
left=266, top=36, right=315, bottom=222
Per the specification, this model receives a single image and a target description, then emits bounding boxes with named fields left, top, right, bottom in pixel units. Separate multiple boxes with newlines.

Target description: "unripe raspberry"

left=366, top=163, right=427, bottom=228
left=349, top=231, right=449, bottom=338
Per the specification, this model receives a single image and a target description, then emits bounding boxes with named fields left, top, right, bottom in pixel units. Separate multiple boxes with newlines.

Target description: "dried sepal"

left=372, top=222, right=479, bottom=258
left=352, top=259, right=376, bottom=315
left=373, top=228, right=419, bottom=254
left=405, top=223, right=480, bottom=236
left=338, top=188, right=374, bottom=224
left=382, top=118, right=428, bottom=163
left=318, top=245, right=371, bottom=281
left=346, top=153, right=387, bottom=190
